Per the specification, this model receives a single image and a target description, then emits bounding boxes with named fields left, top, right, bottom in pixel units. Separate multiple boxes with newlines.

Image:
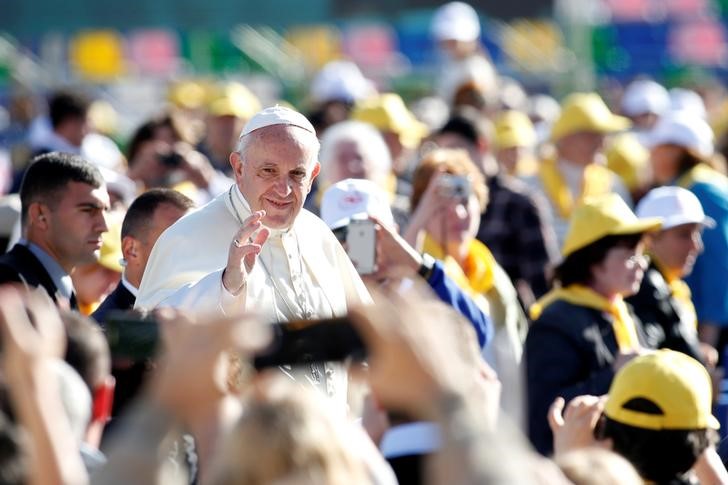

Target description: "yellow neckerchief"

left=529, top=284, right=641, bottom=352
left=538, top=155, right=614, bottom=220
left=422, top=233, right=496, bottom=294
left=78, top=300, right=99, bottom=316
left=675, top=162, right=722, bottom=189
left=651, top=256, right=698, bottom=329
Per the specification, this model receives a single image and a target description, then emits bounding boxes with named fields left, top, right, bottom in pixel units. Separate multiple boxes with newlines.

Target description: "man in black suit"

left=92, top=188, right=194, bottom=323
left=0, top=152, right=109, bottom=308
left=91, top=188, right=193, bottom=424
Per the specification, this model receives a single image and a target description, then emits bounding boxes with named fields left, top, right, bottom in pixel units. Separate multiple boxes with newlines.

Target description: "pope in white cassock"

left=135, top=106, right=371, bottom=404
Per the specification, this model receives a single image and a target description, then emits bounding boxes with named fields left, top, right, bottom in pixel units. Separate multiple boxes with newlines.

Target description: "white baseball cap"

left=320, top=178, right=394, bottom=230
left=669, top=88, right=707, bottom=119
left=239, top=105, right=316, bottom=139
left=431, top=2, right=481, bottom=43
left=620, top=79, right=670, bottom=117
left=642, top=110, right=714, bottom=159
left=636, top=186, right=715, bottom=230
left=310, top=60, right=376, bottom=104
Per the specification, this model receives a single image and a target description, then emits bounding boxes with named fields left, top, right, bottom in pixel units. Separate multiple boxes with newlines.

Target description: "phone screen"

left=346, top=219, right=376, bottom=275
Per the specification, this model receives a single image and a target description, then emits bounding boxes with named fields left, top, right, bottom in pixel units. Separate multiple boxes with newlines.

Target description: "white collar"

left=121, top=274, right=139, bottom=298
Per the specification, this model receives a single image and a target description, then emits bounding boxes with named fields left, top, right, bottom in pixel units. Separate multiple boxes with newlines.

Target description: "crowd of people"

left=3, top=1, right=728, bottom=484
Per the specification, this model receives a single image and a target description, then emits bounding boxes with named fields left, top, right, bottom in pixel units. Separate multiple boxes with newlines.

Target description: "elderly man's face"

left=232, top=125, right=320, bottom=229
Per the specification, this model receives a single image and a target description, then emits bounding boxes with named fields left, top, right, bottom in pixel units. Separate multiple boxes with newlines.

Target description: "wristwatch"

left=417, top=253, right=436, bottom=281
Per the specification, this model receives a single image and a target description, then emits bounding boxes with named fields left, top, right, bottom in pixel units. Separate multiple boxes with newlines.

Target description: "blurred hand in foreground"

left=351, top=288, right=500, bottom=424
left=0, top=286, right=88, bottom=485
left=151, top=308, right=271, bottom=423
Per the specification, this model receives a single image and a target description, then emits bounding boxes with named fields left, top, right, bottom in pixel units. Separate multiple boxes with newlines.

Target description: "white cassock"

left=136, top=184, right=371, bottom=406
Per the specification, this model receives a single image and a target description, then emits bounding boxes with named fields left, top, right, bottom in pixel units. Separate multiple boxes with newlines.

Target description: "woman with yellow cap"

left=404, top=147, right=527, bottom=424
left=524, top=193, right=661, bottom=455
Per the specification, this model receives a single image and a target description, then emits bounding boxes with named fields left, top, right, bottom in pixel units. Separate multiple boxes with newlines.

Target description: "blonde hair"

left=209, top=379, right=370, bottom=485
left=411, top=147, right=488, bottom=212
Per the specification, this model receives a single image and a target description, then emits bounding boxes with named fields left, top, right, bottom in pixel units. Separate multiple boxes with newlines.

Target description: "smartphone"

left=438, top=174, right=471, bottom=199
left=346, top=218, right=377, bottom=275
left=103, top=311, right=366, bottom=367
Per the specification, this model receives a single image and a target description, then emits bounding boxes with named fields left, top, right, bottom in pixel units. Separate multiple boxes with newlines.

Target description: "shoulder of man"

left=0, top=245, right=39, bottom=283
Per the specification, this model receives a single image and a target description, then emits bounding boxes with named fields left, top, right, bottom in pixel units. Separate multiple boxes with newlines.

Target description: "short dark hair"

left=554, top=233, right=644, bottom=287
left=437, top=107, right=492, bottom=146
left=599, top=415, right=717, bottom=483
left=126, top=114, right=185, bottom=163
left=19, top=152, right=105, bottom=225
left=62, top=310, right=110, bottom=393
left=121, top=188, right=194, bottom=240
left=49, top=90, right=90, bottom=129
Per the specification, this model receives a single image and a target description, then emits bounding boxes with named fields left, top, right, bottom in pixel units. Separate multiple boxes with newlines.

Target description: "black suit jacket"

left=91, top=282, right=136, bottom=326
left=0, top=244, right=64, bottom=304
left=626, top=264, right=703, bottom=363
left=90, top=281, right=148, bottom=423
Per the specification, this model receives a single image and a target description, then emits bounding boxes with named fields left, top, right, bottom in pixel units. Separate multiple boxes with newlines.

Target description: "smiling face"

left=231, top=125, right=320, bottom=229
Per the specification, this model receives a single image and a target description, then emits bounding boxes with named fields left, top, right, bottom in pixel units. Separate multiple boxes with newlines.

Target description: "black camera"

left=104, top=311, right=366, bottom=368
left=158, top=152, right=184, bottom=168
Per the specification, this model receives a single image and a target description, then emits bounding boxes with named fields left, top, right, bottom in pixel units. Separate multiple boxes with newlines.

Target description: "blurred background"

left=2, top=0, right=728, bottom=151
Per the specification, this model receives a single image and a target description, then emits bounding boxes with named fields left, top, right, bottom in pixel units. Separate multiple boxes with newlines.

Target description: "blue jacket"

left=426, top=260, right=493, bottom=349
left=684, top=180, right=728, bottom=325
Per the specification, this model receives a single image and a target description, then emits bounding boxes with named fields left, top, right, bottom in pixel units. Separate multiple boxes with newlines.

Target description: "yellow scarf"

left=78, top=300, right=100, bottom=316
left=422, top=234, right=496, bottom=294
left=529, top=284, right=641, bottom=352
left=652, top=257, right=698, bottom=329
left=676, top=163, right=727, bottom=189
left=539, top=156, right=614, bottom=220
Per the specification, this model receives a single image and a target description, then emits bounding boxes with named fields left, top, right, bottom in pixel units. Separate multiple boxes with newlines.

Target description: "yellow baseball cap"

left=562, top=193, right=661, bottom=257
left=551, top=93, right=630, bottom=142
left=206, top=81, right=261, bottom=120
left=351, top=93, right=429, bottom=149
left=494, top=110, right=536, bottom=149
left=605, top=349, right=720, bottom=431
left=167, top=80, right=208, bottom=110
left=98, top=222, right=123, bottom=273
left=605, top=133, right=649, bottom=192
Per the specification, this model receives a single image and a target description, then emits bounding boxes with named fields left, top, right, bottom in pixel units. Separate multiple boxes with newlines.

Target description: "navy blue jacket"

left=524, top=299, right=648, bottom=455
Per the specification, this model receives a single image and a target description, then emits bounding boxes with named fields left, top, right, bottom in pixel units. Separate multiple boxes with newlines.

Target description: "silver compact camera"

left=438, top=174, right=471, bottom=199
